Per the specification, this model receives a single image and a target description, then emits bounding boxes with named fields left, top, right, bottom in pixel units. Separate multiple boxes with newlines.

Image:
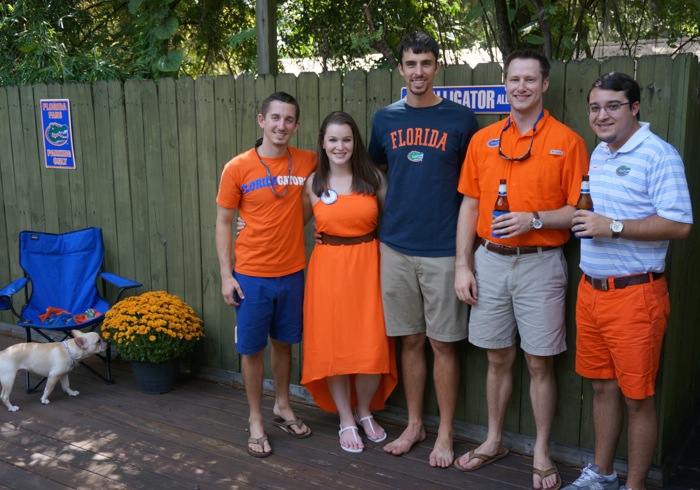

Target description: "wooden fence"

left=1, top=54, right=699, bottom=482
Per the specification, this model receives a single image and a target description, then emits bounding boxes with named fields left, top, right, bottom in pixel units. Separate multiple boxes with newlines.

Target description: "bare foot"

left=383, top=425, right=426, bottom=456
left=533, top=453, right=559, bottom=490
left=454, top=440, right=504, bottom=471
left=429, top=434, right=454, bottom=468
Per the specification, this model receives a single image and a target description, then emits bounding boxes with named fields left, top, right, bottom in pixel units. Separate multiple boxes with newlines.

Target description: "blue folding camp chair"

left=0, top=227, right=141, bottom=391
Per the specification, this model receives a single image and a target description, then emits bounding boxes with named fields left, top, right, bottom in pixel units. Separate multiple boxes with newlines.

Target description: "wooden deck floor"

left=0, top=331, right=696, bottom=489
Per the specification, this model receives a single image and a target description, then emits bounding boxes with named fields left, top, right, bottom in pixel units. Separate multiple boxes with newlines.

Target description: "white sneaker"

left=562, top=464, right=620, bottom=490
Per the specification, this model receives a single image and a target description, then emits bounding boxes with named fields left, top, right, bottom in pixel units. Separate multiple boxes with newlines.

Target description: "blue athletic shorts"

left=233, top=270, right=304, bottom=355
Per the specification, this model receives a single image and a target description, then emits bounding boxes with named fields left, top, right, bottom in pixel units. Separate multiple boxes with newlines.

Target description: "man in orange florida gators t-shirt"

left=216, top=92, right=317, bottom=458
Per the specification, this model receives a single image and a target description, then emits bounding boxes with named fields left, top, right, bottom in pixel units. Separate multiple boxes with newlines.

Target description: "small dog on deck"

left=0, top=330, right=107, bottom=412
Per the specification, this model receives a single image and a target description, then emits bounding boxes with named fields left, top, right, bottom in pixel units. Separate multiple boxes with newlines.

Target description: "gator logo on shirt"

left=408, top=151, right=424, bottom=162
left=616, top=165, right=631, bottom=176
left=487, top=138, right=500, bottom=147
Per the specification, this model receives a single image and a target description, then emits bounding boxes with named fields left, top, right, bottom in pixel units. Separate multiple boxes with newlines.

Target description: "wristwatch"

left=531, top=211, right=543, bottom=230
left=610, top=219, right=624, bottom=239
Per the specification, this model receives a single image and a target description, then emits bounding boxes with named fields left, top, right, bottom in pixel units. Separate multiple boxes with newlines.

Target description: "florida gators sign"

left=40, top=99, right=76, bottom=169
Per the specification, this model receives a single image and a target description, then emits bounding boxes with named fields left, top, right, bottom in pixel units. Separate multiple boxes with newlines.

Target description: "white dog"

left=0, top=330, right=107, bottom=412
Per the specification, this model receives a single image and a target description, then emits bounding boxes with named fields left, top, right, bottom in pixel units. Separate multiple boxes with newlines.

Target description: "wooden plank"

left=318, top=71, right=343, bottom=119
left=91, top=81, right=119, bottom=267
left=391, top=65, right=405, bottom=102
left=235, top=74, right=259, bottom=151
left=154, top=78, right=184, bottom=298
left=31, top=83, right=59, bottom=233
left=365, top=68, right=393, bottom=136
left=7, top=86, right=33, bottom=233
left=0, top=451, right=71, bottom=490
left=342, top=70, right=368, bottom=142
left=0, top=87, right=20, bottom=301
left=562, top=58, right=599, bottom=153
left=296, top=72, right=320, bottom=151
left=72, top=83, right=101, bottom=229
left=212, top=75, right=239, bottom=372
left=544, top=60, right=566, bottom=120
left=176, top=77, right=201, bottom=306
left=63, top=83, right=90, bottom=230
left=106, top=79, right=138, bottom=284
left=543, top=60, right=585, bottom=448
left=148, top=78, right=174, bottom=291
left=195, top=75, right=224, bottom=371
left=123, top=80, right=152, bottom=292
left=444, top=63, right=474, bottom=87
left=275, top=72, right=300, bottom=148
left=560, top=58, right=601, bottom=454
left=19, top=84, right=45, bottom=231
left=656, top=54, right=700, bottom=473
left=636, top=55, right=674, bottom=140
left=46, top=82, right=74, bottom=234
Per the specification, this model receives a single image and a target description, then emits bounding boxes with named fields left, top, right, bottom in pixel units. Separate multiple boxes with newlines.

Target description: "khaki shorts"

left=468, top=244, right=567, bottom=356
left=380, top=243, right=468, bottom=342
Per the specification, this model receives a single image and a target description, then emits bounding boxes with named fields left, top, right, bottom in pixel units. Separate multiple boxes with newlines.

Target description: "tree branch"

left=362, top=3, right=398, bottom=68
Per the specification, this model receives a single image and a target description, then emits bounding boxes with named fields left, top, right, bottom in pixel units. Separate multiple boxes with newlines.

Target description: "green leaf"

left=153, top=16, right=179, bottom=40
left=128, top=0, right=144, bottom=15
left=522, top=34, right=545, bottom=45
left=226, top=28, right=256, bottom=48
left=155, top=49, right=183, bottom=72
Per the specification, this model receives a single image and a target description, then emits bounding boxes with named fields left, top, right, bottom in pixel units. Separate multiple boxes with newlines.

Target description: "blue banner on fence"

left=401, top=85, right=510, bottom=114
left=40, top=99, right=76, bottom=169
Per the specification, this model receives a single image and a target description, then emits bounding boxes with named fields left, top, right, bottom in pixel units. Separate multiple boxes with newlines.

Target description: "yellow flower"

left=101, top=291, right=204, bottom=363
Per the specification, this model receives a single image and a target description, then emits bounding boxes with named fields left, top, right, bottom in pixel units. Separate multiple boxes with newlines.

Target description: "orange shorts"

left=575, top=274, right=670, bottom=399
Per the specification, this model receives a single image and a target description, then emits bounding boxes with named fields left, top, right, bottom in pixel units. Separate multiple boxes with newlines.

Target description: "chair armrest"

left=0, top=277, right=28, bottom=313
left=99, top=272, right=142, bottom=302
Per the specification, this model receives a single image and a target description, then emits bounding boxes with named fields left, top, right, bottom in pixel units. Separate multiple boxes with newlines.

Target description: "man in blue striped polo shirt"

left=565, top=72, right=692, bottom=490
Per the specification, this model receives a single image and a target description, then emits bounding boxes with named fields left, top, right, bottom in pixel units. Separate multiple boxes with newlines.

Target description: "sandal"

left=354, top=412, right=387, bottom=443
left=271, top=416, right=312, bottom=439
left=338, top=425, right=363, bottom=453
left=247, top=435, right=272, bottom=458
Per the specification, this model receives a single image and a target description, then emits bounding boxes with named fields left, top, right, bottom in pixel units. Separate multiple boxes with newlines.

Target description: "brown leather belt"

left=479, top=237, right=557, bottom=256
left=584, top=272, right=663, bottom=291
left=320, top=230, right=377, bottom=246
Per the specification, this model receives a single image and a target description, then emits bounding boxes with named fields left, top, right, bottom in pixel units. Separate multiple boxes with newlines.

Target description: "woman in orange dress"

left=301, top=111, right=397, bottom=453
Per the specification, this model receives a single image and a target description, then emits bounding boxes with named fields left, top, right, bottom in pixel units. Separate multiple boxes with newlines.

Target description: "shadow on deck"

left=0, top=331, right=696, bottom=489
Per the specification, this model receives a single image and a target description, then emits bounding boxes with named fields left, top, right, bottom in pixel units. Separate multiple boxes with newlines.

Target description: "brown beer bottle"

left=492, top=179, right=509, bottom=237
left=575, top=175, right=593, bottom=239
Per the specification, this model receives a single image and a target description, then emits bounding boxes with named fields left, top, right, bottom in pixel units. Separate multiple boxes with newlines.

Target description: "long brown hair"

left=312, top=111, right=382, bottom=197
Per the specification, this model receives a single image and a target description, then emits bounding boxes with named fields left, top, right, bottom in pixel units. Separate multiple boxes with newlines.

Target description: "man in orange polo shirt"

left=453, top=49, right=589, bottom=490
left=216, top=92, right=317, bottom=458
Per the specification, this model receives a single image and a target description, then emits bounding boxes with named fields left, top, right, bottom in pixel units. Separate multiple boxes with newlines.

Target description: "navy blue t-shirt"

left=368, top=98, right=478, bottom=257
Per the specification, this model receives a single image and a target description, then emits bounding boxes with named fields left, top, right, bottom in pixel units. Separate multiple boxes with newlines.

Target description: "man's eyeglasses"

left=586, top=101, right=632, bottom=115
left=498, top=125, right=535, bottom=162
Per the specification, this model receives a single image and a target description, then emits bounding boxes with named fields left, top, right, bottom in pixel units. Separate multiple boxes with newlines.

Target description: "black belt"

left=320, top=230, right=377, bottom=246
left=479, top=238, right=558, bottom=256
left=584, top=272, right=663, bottom=291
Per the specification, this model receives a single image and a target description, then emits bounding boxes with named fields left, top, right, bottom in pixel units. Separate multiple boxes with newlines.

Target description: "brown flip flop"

left=533, top=466, right=561, bottom=490
left=453, top=447, right=510, bottom=472
left=247, top=435, right=272, bottom=458
left=271, top=416, right=312, bottom=439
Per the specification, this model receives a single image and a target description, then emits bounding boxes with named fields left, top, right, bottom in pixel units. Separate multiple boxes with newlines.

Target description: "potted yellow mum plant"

left=101, top=291, right=204, bottom=394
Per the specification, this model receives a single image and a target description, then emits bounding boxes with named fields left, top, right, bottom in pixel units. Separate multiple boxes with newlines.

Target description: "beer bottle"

left=575, top=175, right=593, bottom=239
left=492, top=179, right=509, bottom=238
